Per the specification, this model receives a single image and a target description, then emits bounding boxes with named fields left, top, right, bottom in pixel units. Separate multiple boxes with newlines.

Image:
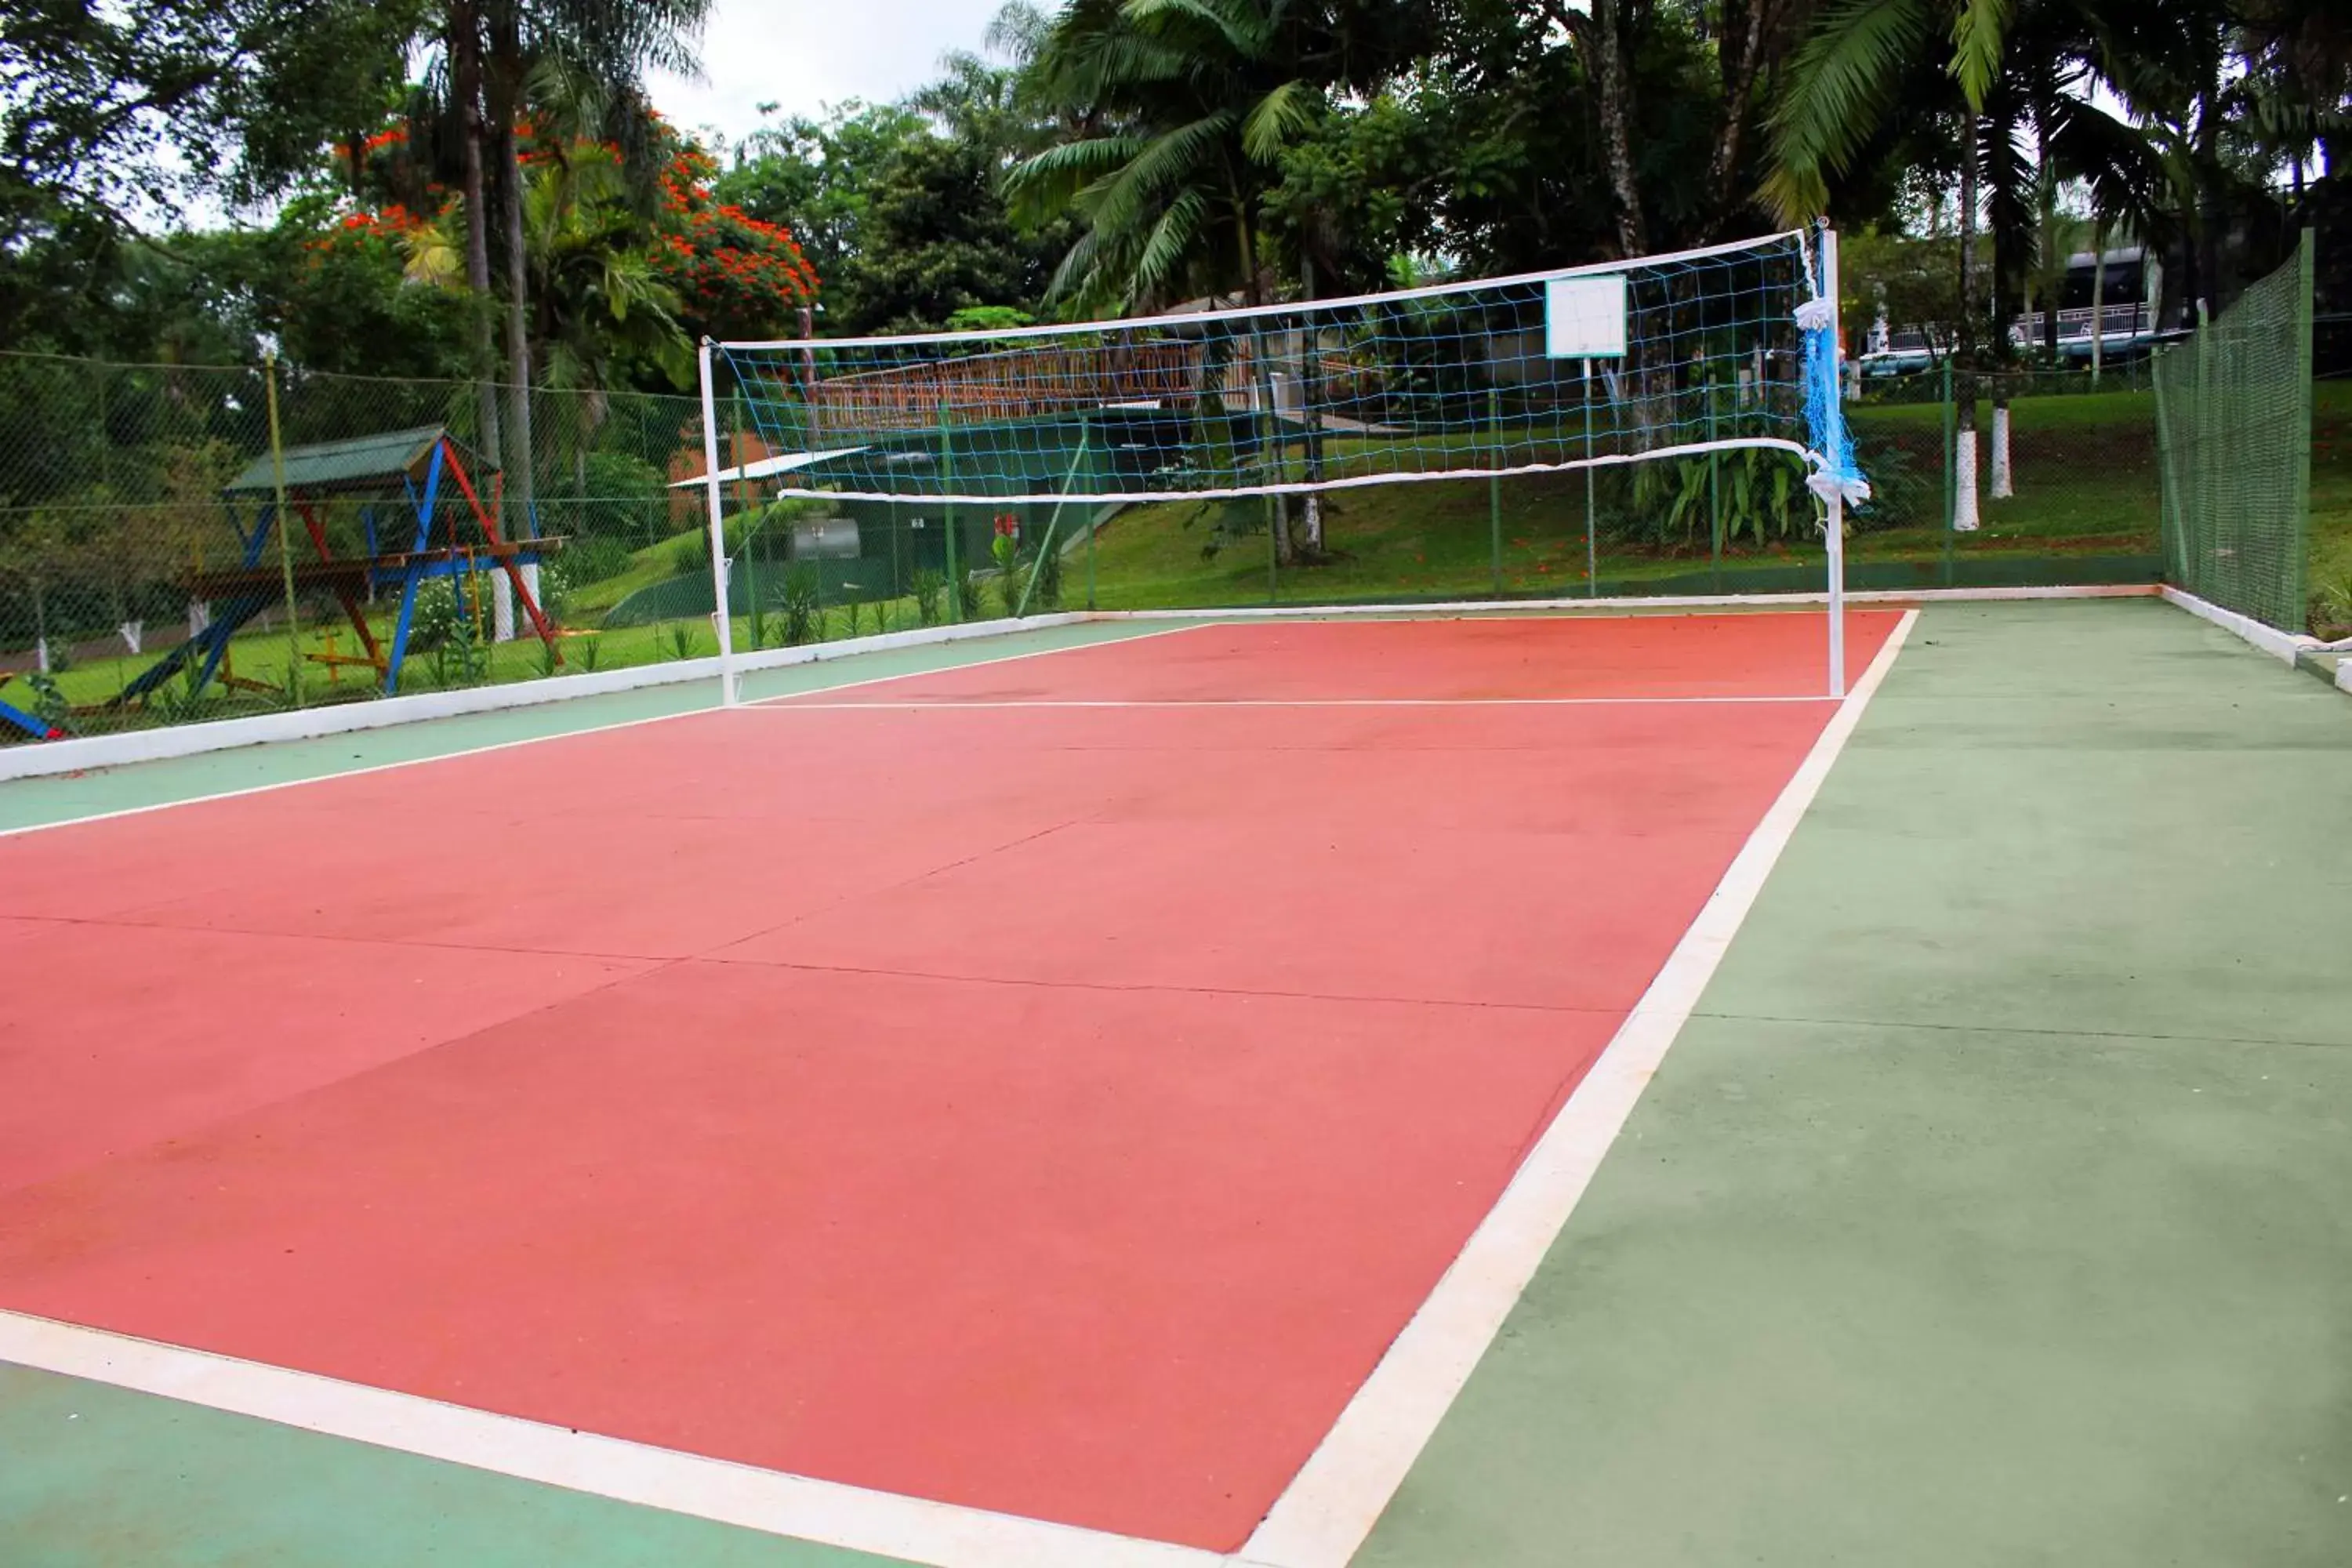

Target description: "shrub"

left=911, top=568, right=945, bottom=626
left=562, top=535, right=637, bottom=587
left=579, top=451, right=671, bottom=546
left=1030, top=541, right=1062, bottom=611
left=782, top=564, right=821, bottom=645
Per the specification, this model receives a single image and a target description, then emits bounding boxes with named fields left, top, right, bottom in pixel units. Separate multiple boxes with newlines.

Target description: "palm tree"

left=1005, top=0, right=1342, bottom=561
left=1768, top=1, right=2017, bottom=528
left=478, top=0, right=710, bottom=590
left=1005, top=0, right=1330, bottom=316
left=1769, top=0, right=2184, bottom=526
left=390, top=2, right=710, bottom=630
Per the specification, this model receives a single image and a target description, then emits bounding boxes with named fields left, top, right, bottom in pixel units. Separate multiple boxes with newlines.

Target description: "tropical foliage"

left=2, top=0, right=2348, bottom=394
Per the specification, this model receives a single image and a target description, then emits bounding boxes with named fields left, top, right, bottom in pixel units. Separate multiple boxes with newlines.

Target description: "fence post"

left=1583, top=360, right=1598, bottom=597
left=733, top=390, right=760, bottom=646
left=2292, top=226, right=2316, bottom=620
left=2152, top=338, right=2182, bottom=588
left=1941, top=357, right=1957, bottom=588
left=938, top=402, right=960, bottom=624
left=1488, top=387, right=1503, bottom=595
left=1083, top=412, right=1098, bottom=612
left=1708, top=376, right=1723, bottom=593
left=2194, top=300, right=2212, bottom=597
left=262, top=348, right=303, bottom=707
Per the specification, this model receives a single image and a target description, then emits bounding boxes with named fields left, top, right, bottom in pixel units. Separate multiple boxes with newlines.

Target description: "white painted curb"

left=2157, top=586, right=2314, bottom=666
left=0, top=615, right=1085, bottom=784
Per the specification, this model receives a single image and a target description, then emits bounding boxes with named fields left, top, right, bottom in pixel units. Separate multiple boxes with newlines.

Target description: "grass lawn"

left=1076, top=381, right=2352, bottom=623
left=2307, top=381, right=2352, bottom=605
left=1079, top=388, right=2169, bottom=612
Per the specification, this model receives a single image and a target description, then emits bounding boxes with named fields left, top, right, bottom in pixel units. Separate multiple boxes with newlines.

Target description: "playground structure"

left=0, top=673, right=63, bottom=740
left=120, top=426, right=561, bottom=710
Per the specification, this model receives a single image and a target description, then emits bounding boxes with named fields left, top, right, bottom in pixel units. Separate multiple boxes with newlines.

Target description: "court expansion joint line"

left=0, top=612, right=1919, bottom=1568
left=748, top=695, right=1842, bottom=712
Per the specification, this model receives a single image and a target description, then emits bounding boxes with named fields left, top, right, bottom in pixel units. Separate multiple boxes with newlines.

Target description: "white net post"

left=1798, top=223, right=1864, bottom=701
left=698, top=339, right=739, bottom=706
left=1824, top=226, right=1848, bottom=699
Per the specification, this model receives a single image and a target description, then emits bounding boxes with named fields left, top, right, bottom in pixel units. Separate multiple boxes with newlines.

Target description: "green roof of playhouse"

left=223, top=426, right=495, bottom=497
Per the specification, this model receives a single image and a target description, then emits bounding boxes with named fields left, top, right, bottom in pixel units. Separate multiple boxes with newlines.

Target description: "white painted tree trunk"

left=1300, top=494, right=1323, bottom=554
left=492, top=574, right=515, bottom=642
left=1955, top=428, right=1982, bottom=532
left=34, top=637, right=50, bottom=674
left=1991, top=404, right=2014, bottom=499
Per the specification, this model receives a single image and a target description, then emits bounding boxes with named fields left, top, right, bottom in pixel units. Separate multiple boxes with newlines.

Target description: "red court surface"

left=0, top=612, right=1899, bottom=1551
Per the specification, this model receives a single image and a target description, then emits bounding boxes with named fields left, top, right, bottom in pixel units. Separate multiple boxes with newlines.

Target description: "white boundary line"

left=1237, top=608, right=1920, bottom=1568
left=1091, top=584, right=2152, bottom=624
left=0, top=624, right=1202, bottom=842
left=0, top=1308, right=1220, bottom=1568
left=0, top=612, right=1919, bottom=1567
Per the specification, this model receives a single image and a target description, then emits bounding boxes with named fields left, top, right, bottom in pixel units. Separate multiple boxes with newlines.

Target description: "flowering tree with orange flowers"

left=654, top=142, right=820, bottom=345
left=307, top=117, right=818, bottom=391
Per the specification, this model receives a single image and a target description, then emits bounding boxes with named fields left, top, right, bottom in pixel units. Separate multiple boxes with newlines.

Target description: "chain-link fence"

left=2154, top=233, right=2318, bottom=633
left=0, top=350, right=732, bottom=742
left=0, top=349, right=1061, bottom=746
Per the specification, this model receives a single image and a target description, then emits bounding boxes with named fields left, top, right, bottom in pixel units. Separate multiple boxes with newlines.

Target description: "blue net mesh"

left=1798, top=227, right=1867, bottom=507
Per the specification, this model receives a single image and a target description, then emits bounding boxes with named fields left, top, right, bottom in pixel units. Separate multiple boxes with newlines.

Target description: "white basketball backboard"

left=1544, top=275, right=1628, bottom=359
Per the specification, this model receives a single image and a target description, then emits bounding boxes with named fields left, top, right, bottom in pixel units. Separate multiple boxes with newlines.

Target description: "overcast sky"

left=651, top=0, right=1014, bottom=148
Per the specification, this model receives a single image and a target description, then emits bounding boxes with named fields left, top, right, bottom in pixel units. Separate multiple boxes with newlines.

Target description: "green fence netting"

left=2155, top=232, right=2317, bottom=631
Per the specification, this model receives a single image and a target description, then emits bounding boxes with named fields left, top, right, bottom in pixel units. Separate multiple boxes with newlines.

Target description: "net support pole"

left=699, top=339, right=738, bottom=706
left=1824, top=226, right=1848, bottom=700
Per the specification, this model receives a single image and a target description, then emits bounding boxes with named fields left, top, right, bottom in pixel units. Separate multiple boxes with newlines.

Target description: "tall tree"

left=480, top=0, right=711, bottom=538
left=0, top=0, right=419, bottom=345
left=1004, top=0, right=1430, bottom=313
left=1768, top=0, right=2190, bottom=524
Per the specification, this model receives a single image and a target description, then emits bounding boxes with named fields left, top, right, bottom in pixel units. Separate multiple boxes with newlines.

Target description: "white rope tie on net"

left=1806, top=465, right=1871, bottom=508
